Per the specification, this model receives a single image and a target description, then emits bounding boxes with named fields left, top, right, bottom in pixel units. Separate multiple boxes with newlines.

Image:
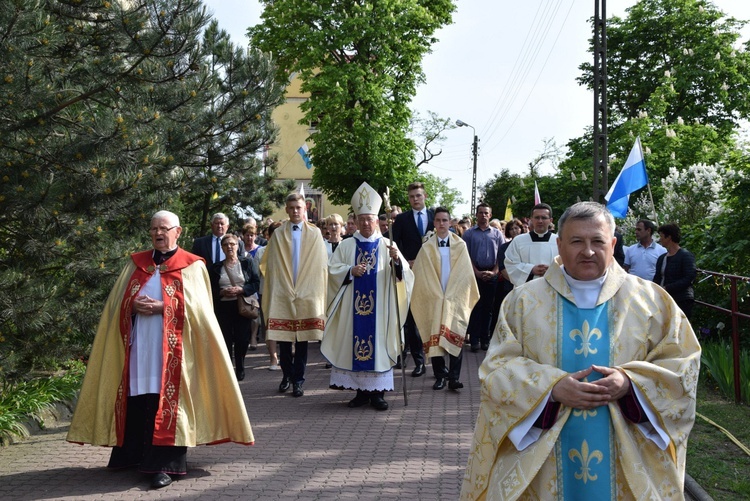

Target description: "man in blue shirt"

left=463, top=203, right=504, bottom=352
left=624, top=219, right=665, bottom=281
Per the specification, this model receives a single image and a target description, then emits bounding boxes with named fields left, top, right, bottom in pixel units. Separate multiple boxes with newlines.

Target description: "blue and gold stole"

left=351, top=239, right=378, bottom=371
left=556, top=298, right=614, bottom=501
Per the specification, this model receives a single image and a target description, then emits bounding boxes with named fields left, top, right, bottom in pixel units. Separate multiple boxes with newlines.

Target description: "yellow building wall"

left=267, top=74, right=350, bottom=224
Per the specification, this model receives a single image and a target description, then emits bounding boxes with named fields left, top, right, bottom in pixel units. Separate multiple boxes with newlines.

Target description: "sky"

left=203, top=0, right=750, bottom=216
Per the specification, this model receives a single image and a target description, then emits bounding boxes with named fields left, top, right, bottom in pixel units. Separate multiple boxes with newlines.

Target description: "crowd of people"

left=65, top=189, right=701, bottom=497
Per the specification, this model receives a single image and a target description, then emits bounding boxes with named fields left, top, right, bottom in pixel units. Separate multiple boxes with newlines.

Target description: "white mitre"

left=351, top=182, right=383, bottom=216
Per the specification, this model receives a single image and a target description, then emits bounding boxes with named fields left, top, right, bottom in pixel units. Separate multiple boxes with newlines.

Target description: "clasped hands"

left=133, top=294, right=165, bottom=316
left=477, top=270, right=496, bottom=282
left=551, top=365, right=630, bottom=410
left=220, top=286, right=244, bottom=298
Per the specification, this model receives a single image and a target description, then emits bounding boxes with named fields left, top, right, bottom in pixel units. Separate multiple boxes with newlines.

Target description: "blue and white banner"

left=297, top=143, right=312, bottom=169
left=605, top=137, right=648, bottom=218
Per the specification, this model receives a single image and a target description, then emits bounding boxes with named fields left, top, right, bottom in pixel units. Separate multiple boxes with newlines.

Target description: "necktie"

left=292, top=225, right=300, bottom=284
left=439, top=240, right=448, bottom=247
left=214, top=236, right=221, bottom=263
left=417, top=211, right=424, bottom=236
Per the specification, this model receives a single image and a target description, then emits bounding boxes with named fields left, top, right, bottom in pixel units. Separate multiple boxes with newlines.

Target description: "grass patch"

left=0, top=359, right=85, bottom=445
left=686, top=373, right=750, bottom=500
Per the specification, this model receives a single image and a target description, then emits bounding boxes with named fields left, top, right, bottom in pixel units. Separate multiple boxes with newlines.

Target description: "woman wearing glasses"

left=209, top=234, right=260, bottom=381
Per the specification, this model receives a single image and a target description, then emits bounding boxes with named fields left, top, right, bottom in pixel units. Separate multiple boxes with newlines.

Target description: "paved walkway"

left=0, top=344, right=706, bottom=500
left=0, top=344, right=482, bottom=500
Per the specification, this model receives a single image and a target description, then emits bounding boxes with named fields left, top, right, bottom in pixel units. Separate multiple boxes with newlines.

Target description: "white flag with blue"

left=297, top=143, right=312, bottom=169
left=605, top=137, right=648, bottom=218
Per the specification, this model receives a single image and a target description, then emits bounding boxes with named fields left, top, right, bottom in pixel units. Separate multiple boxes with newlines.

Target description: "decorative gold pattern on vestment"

left=354, top=290, right=375, bottom=316
left=357, top=186, right=372, bottom=212
left=354, top=335, right=374, bottom=361
left=356, top=249, right=377, bottom=274
left=267, top=317, right=326, bottom=332
left=569, top=439, right=603, bottom=484
left=573, top=408, right=598, bottom=419
left=570, top=320, right=602, bottom=357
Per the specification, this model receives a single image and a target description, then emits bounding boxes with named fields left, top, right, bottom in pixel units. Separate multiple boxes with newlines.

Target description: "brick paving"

left=0, top=344, right=483, bottom=500
left=0, top=343, right=705, bottom=500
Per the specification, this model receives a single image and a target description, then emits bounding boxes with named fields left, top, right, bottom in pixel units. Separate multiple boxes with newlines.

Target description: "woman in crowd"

left=210, top=234, right=260, bottom=381
left=490, top=218, right=525, bottom=334
left=242, top=223, right=262, bottom=350
left=653, top=223, right=697, bottom=319
left=325, top=213, right=345, bottom=257
left=242, top=223, right=262, bottom=259
left=255, top=221, right=282, bottom=371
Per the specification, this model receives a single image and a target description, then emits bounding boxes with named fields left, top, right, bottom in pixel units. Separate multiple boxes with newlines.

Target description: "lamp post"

left=456, top=119, right=478, bottom=213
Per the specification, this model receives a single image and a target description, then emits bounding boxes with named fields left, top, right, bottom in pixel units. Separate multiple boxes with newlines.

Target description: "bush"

left=0, top=359, right=85, bottom=445
left=701, top=340, right=750, bottom=404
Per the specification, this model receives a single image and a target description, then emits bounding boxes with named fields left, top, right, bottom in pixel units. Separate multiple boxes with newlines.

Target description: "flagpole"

left=382, top=187, right=408, bottom=406
left=647, top=182, right=658, bottom=225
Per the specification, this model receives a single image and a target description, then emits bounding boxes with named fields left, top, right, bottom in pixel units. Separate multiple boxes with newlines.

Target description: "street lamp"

left=456, top=119, right=479, bottom=214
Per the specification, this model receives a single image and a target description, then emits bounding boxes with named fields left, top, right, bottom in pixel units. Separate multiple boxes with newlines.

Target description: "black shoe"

left=470, top=345, right=480, bottom=353
left=370, top=392, right=389, bottom=411
left=292, top=383, right=304, bottom=397
left=236, top=369, right=245, bottom=381
left=395, top=355, right=405, bottom=370
left=433, top=378, right=446, bottom=390
left=449, top=380, right=464, bottom=390
left=348, top=390, right=370, bottom=408
left=278, top=378, right=290, bottom=393
left=411, top=364, right=426, bottom=377
left=481, top=342, right=490, bottom=351
left=151, top=473, right=172, bottom=489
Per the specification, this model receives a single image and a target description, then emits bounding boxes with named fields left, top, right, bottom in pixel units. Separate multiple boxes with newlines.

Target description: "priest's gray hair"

left=557, top=202, right=615, bottom=238
left=152, top=210, right=180, bottom=227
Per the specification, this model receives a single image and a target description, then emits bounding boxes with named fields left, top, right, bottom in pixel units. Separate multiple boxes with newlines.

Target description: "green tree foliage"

left=249, top=0, right=456, bottom=205
left=556, top=0, right=750, bottom=212
left=578, top=0, right=750, bottom=134
left=0, top=0, right=286, bottom=379
left=416, top=171, right=464, bottom=216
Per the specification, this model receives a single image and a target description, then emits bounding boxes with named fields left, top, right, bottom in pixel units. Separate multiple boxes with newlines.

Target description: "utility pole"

left=456, top=119, right=478, bottom=212
left=592, top=0, right=608, bottom=202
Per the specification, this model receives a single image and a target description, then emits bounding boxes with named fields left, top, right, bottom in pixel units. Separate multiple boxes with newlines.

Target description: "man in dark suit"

left=391, top=181, right=433, bottom=377
left=191, top=212, right=245, bottom=265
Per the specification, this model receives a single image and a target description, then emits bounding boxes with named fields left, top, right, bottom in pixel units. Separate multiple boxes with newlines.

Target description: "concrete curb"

left=1, top=400, right=74, bottom=446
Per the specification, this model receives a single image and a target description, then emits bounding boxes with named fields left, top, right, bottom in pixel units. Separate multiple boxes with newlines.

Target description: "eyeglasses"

left=149, top=225, right=178, bottom=234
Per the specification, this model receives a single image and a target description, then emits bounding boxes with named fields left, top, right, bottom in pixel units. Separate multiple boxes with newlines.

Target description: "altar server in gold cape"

left=460, top=202, right=700, bottom=501
left=411, top=207, right=479, bottom=391
left=321, top=182, right=414, bottom=411
left=67, top=211, right=253, bottom=490
left=260, top=192, right=328, bottom=398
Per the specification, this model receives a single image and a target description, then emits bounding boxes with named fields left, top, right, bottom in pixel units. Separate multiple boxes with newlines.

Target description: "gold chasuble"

left=460, top=257, right=700, bottom=501
left=260, top=221, right=328, bottom=342
left=67, top=248, right=254, bottom=448
left=411, top=232, right=479, bottom=358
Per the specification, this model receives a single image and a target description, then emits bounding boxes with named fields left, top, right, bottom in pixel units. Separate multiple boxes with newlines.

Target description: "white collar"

left=560, top=266, right=607, bottom=309
left=354, top=231, right=379, bottom=243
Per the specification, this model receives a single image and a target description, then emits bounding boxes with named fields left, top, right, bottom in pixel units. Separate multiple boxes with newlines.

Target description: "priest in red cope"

left=67, top=210, right=253, bottom=490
